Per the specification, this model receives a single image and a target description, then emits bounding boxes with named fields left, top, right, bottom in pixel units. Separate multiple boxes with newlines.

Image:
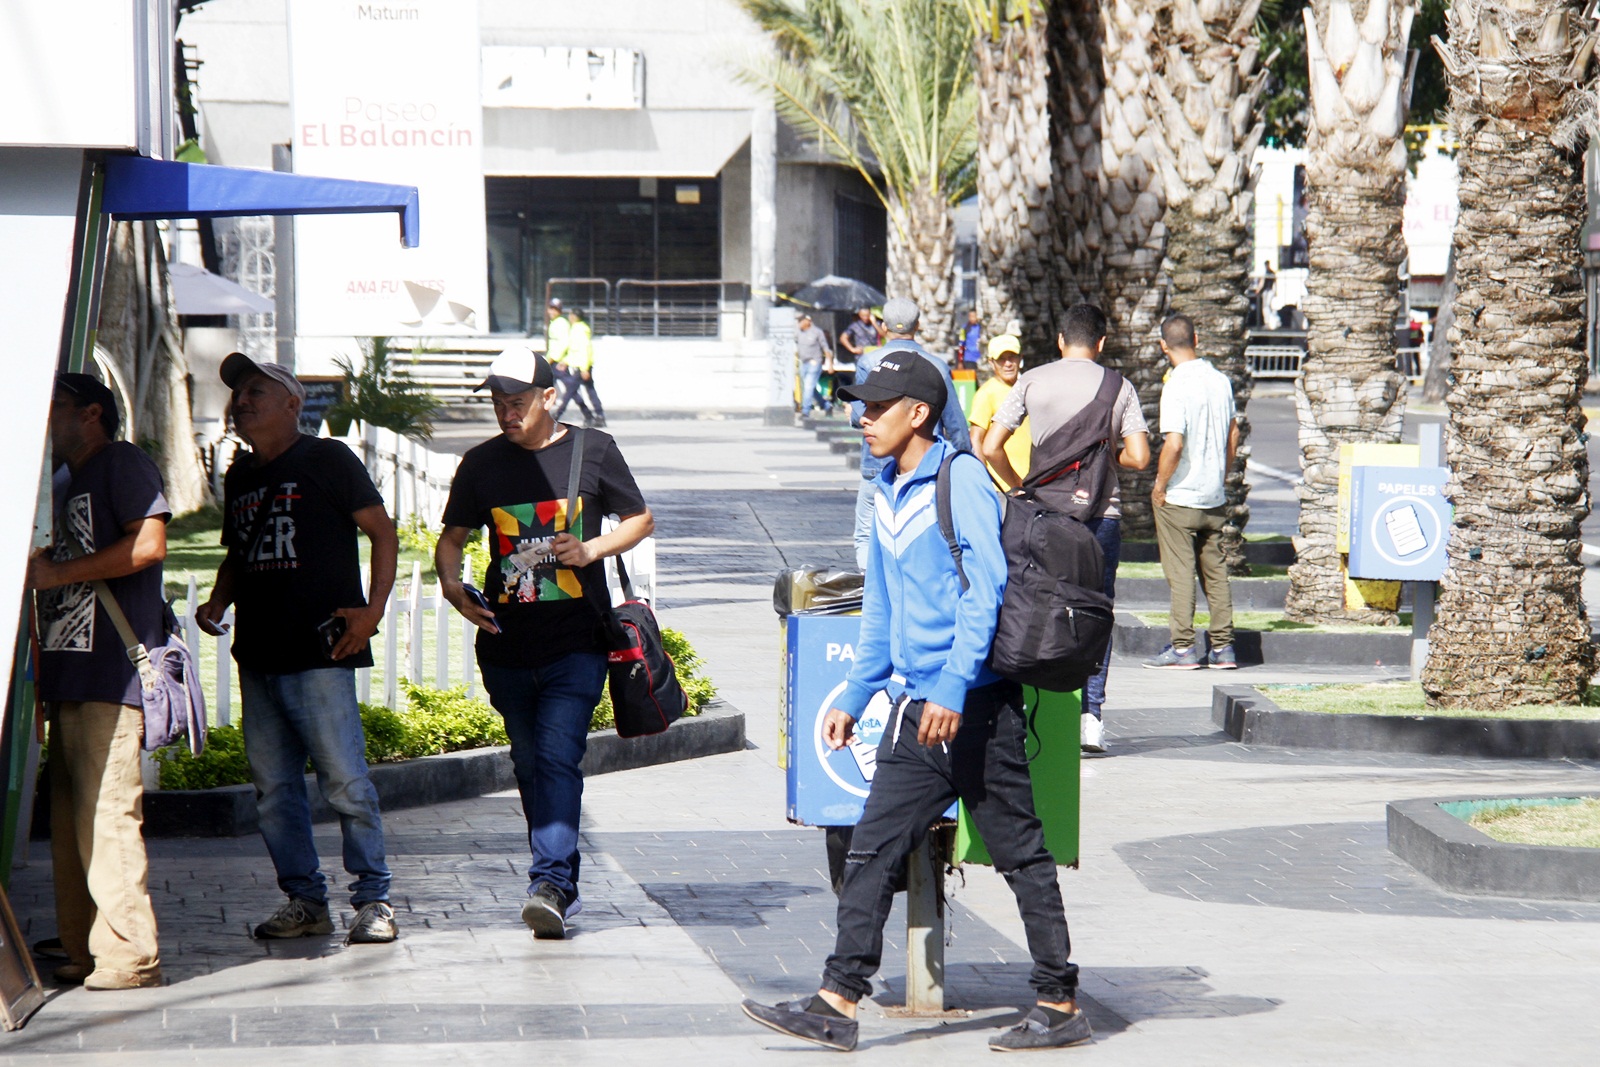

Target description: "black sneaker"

left=521, top=882, right=570, bottom=939
left=32, top=936, right=68, bottom=960
left=741, top=998, right=858, bottom=1052
left=989, top=1006, right=1093, bottom=1051
left=253, top=897, right=334, bottom=939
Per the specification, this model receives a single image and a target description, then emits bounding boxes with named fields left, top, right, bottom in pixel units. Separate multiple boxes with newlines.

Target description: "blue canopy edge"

left=102, top=156, right=419, bottom=248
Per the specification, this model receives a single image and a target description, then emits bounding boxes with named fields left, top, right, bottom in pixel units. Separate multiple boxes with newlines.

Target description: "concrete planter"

left=143, top=700, right=747, bottom=838
left=1387, top=794, right=1600, bottom=901
left=1213, top=685, right=1600, bottom=760
left=1117, top=613, right=1411, bottom=666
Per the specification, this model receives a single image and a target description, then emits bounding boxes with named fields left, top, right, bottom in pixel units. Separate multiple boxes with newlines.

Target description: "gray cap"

left=220, top=352, right=307, bottom=403
left=881, top=297, right=920, bottom=335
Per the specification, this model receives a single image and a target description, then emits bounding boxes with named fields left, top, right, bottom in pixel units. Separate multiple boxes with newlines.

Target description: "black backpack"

left=935, top=372, right=1120, bottom=692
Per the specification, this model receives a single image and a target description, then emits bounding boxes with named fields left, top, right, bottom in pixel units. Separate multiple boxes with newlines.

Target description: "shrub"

left=153, top=724, right=251, bottom=791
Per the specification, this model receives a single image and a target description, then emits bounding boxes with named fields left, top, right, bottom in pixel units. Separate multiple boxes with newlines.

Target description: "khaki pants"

left=1154, top=502, right=1234, bottom=651
left=49, top=701, right=160, bottom=976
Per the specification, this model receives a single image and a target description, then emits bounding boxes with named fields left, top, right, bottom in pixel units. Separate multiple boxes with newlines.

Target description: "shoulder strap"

left=565, top=428, right=636, bottom=605
left=91, top=580, right=158, bottom=683
left=935, top=451, right=969, bottom=593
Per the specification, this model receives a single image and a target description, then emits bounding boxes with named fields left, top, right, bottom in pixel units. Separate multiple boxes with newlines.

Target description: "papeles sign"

left=288, top=0, right=486, bottom=338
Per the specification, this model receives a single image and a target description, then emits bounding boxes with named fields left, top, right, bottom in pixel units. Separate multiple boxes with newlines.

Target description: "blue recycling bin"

left=783, top=613, right=955, bottom=826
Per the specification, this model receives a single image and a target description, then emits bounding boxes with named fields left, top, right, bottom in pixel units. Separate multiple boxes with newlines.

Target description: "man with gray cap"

left=435, top=345, right=653, bottom=938
left=847, top=297, right=970, bottom=569
left=197, top=352, right=400, bottom=945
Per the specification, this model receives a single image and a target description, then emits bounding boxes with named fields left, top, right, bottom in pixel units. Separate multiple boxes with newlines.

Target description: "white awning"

left=169, top=262, right=274, bottom=316
left=483, top=108, right=752, bottom=178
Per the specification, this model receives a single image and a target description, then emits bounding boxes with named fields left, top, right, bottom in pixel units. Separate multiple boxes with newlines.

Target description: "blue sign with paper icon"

left=784, top=614, right=957, bottom=826
left=1347, top=465, right=1451, bottom=581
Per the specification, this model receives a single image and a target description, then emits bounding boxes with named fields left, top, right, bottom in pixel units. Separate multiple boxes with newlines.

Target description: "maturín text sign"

left=288, top=0, right=486, bottom=337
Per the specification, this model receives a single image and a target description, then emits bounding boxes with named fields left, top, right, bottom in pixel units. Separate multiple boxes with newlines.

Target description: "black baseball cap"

left=55, top=373, right=120, bottom=436
left=837, top=352, right=947, bottom=413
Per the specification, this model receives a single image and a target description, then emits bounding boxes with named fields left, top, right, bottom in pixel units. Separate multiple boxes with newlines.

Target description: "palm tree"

left=1148, top=0, right=1270, bottom=575
left=964, top=1, right=1058, bottom=358
left=1421, top=1, right=1597, bottom=707
left=737, top=0, right=977, bottom=355
left=1050, top=0, right=1106, bottom=317
left=1283, top=0, right=1416, bottom=624
left=1097, top=0, right=1171, bottom=537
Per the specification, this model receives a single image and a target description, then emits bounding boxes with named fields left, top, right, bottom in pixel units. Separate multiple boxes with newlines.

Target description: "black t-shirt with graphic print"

left=222, top=435, right=384, bottom=673
left=37, top=442, right=172, bottom=706
left=441, top=428, right=647, bottom=670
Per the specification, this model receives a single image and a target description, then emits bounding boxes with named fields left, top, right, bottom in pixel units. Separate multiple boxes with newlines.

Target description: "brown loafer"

left=52, top=963, right=92, bottom=985
left=83, top=968, right=162, bottom=990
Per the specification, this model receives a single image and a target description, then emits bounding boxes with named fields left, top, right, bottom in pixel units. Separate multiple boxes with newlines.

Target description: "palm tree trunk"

left=1151, top=0, right=1269, bottom=574
left=974, top=5, right=1057, bottom=358
left=889, top=185, right=958, bottom=358
left=97, top=221, right=209, bottom=514
left=1049, top=0, right=1106, bottom=320
left=1421, top=1, right=1595, bottom=707
left=1098, top=0, right=1170, bottom=539
left=1284, top=0, right=1413, bottom=625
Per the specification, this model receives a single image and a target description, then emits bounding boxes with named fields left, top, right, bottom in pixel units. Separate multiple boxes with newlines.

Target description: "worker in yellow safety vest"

left=552, top=306, right=606, bottom=428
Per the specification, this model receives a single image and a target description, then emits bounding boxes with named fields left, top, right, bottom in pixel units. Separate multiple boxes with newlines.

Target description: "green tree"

left=737, top=0, right=978, bottom=354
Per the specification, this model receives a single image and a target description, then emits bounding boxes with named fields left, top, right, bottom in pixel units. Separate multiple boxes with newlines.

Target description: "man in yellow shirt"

left=967, top=334, right=1029, bottom=482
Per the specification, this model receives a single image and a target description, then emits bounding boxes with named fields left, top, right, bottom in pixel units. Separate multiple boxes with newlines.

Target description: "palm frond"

left=733, top=0, right=977, bottom=211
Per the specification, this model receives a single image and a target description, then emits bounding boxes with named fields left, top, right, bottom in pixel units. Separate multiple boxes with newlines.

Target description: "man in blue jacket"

left=849, top=297, right=971, bottom=569
left=743, top=356, right=1088, bottom=1053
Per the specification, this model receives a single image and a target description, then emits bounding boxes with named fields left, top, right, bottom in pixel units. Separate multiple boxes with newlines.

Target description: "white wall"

left=0, top=149, right=86, bottom=721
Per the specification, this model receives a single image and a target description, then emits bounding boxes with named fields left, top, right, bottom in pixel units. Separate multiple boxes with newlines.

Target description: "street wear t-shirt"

left=222, top=435, right=384, bottom=673
left=992, top=359, right=1147, bottom=518
left=38, top=443, right=172, bottom=706
left=1158, top=357, right=1236, bottom=509
left=441, top=429, right=647, bottom=669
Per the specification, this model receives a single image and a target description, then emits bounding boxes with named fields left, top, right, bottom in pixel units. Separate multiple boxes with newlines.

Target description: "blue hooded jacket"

left=835, top=437, right=1006, bottom=719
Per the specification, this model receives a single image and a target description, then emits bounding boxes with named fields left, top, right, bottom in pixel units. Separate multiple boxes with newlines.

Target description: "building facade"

left=181, top=0, right=886, bottom=415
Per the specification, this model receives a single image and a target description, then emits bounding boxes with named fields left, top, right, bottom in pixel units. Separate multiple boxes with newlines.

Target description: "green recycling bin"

left=954, top=687, right=1080, bottom=866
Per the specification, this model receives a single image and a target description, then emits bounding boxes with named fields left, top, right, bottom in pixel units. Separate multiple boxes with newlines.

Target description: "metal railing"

left=544, top=277, right=749, bottom=339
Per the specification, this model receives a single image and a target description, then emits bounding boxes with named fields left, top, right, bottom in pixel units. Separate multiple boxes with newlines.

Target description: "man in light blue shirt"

left=848, top=297, right=970, bottom=569
left=1146, top=314, right=1240, bottom=670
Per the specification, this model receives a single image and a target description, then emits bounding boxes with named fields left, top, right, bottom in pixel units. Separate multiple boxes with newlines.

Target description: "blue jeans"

left=479, top=653, right=609, bottom=898
left=853, top=477, right=876, bottom=571
left=1082, top=517, right=1121, bottom=719
left=240, top=667, right=390, bottom=906
left=799, top=361, right=828, bottom=416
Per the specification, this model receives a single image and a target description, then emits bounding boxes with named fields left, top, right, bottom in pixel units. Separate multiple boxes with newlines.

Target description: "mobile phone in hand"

left=316, top=614, right=348, bottom=658
left=461, top=584, right=501, bottom=634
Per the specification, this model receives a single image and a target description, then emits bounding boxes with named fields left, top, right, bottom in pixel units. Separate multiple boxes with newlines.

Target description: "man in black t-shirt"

left=437, top=344, right=653, bottom=939
left=29, top=375, right=167, bottom=990
left=197, top=353, right=400, bottom=946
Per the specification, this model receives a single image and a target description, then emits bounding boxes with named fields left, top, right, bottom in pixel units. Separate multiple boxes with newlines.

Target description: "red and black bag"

left=566, top=428, right=688, bottom=738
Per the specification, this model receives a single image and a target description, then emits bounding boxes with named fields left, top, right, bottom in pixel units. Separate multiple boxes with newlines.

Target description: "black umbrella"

left=785, top=274, right=887, bottom=312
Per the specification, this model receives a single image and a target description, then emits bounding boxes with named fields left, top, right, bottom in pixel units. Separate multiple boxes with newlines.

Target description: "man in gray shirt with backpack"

left=979, top=304, right=1149, bottom=753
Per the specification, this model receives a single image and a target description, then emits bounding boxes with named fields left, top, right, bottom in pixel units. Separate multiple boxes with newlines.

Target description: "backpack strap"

left=935, top=450, right=970, bottom=593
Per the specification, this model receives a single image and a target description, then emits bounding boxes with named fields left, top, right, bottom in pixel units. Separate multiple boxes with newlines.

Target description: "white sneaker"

left=1081, top=714, right=1106, bottom=753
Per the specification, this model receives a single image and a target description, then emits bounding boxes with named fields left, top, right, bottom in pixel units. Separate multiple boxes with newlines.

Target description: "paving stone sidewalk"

left=5, top=415, right=1600, bottom=1065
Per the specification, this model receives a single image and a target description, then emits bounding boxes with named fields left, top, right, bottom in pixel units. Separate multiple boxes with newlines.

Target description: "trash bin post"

left=904, top=838, right=945, bottom=1013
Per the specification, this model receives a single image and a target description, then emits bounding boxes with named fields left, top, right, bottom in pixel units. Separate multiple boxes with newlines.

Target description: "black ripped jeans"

left=820, top=681, right=1078, bottom=1004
